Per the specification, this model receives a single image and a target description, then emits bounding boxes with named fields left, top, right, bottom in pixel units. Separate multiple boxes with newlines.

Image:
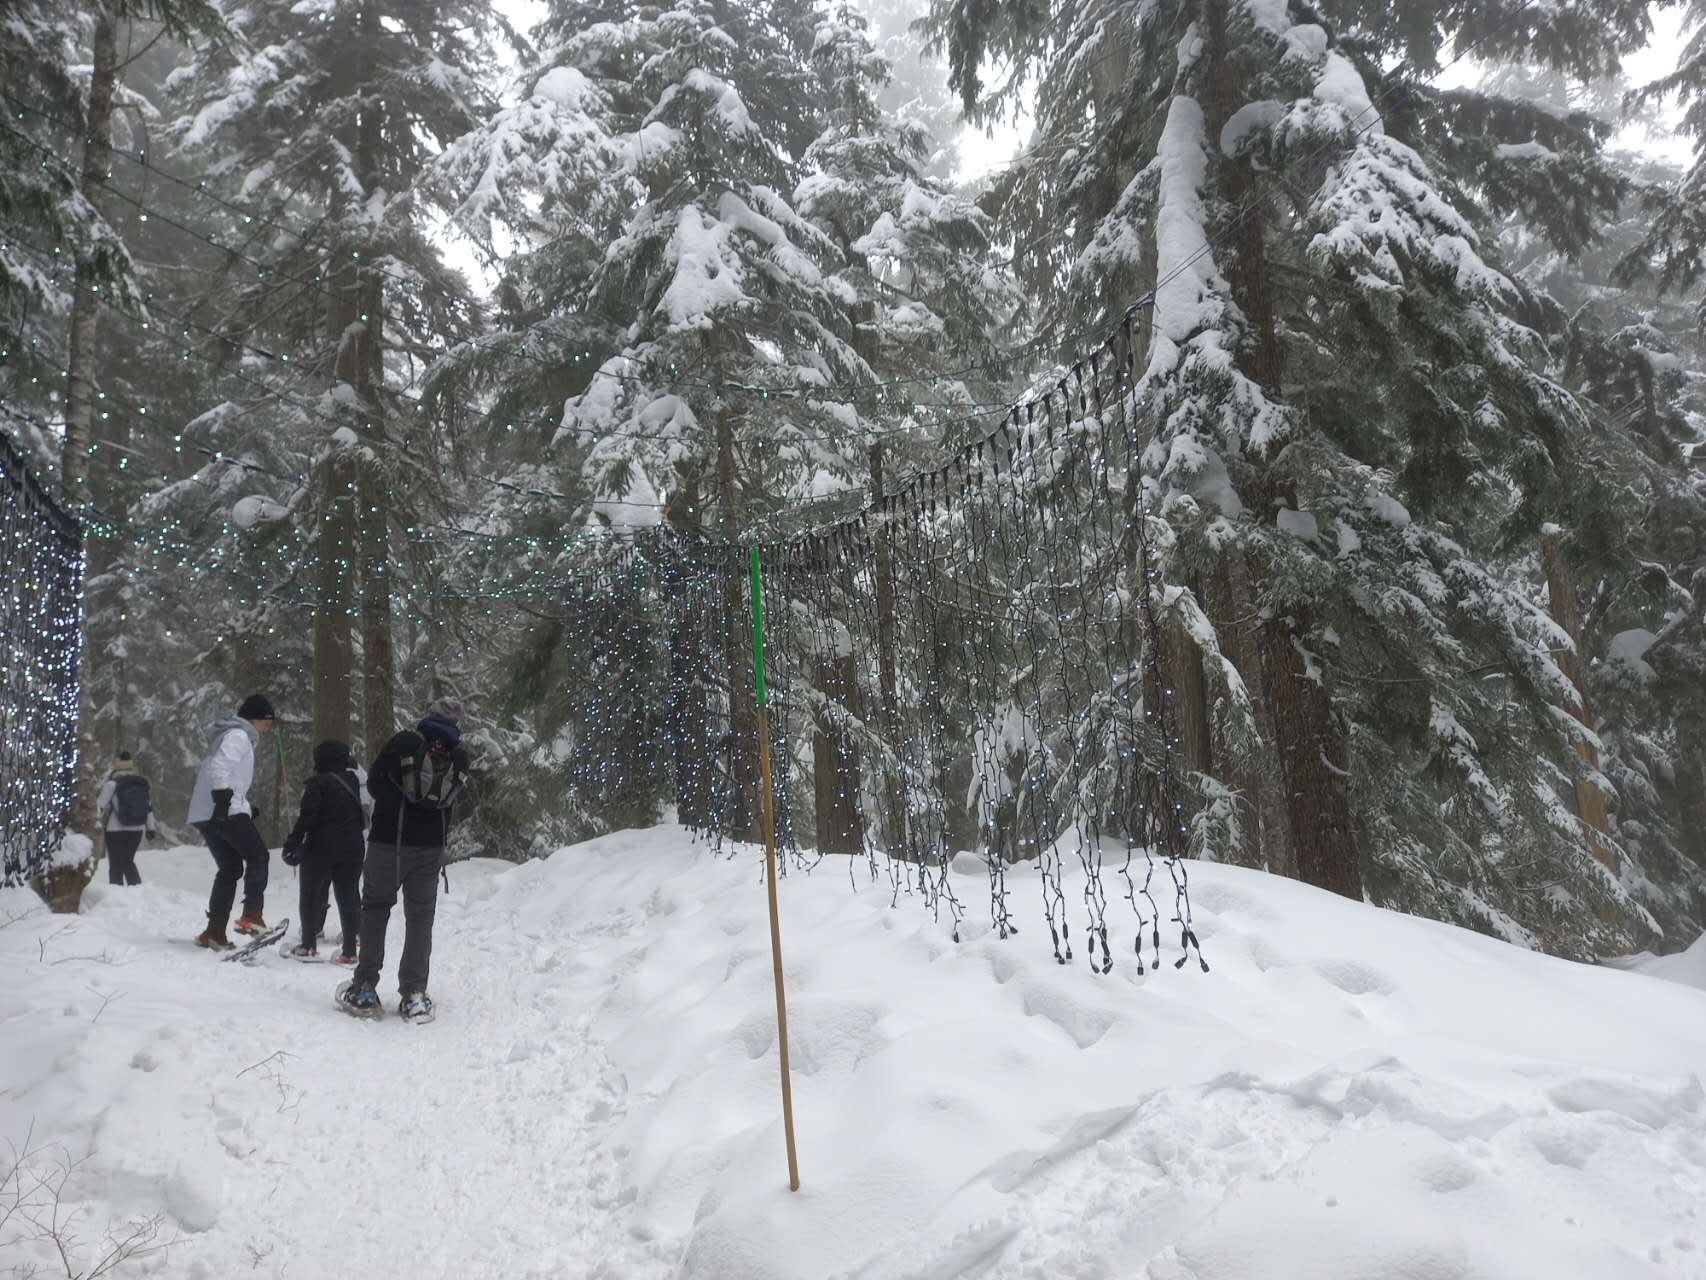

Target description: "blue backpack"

left=113, top=775, right=151, bottom=826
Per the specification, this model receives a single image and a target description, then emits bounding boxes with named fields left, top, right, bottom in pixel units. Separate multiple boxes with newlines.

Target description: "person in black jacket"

left=336, top=701, right=470, bottom=1021
left=282, top=740, right=365, bottom=963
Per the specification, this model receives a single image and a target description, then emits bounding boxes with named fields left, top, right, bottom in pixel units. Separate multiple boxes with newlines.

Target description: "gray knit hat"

left=423, top=696, right=464, bottom=724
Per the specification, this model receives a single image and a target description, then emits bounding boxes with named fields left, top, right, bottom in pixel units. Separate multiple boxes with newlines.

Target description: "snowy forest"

left=3, top=0, right=1705, bottom=963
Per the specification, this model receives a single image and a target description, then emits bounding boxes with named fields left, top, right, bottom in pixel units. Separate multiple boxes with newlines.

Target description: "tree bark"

left=1201, top=0, right=1361, bottom=898
left=813, top=650, right=864, bottom=854
left=1163, top=597, right=1212, bottom=778
left=353, top=0, right=395, bottom=754
left=355, top=271, right=394, bottom=753
left=1228, top=556, right=1293, bottom=874
left=869, top=441, right=906, bottom=856
left=1203, top=560, right=1274, bottom=870
left=62, top=8, right=116, bottom=506
left=312, top=452, right=356, bottom=744
left=718, top=404, right=760, bottom=842
left=672, top=607, right=715, bottom=828
left=1540, top=527, right=1616, bottom=871
left=64, top=7, right=120, bottom=846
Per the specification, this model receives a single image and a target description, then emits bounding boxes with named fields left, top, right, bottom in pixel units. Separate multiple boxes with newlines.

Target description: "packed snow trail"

left=4, top=829, right=1706, bottom=1279
left=0, top=845, right=673, bottom=1280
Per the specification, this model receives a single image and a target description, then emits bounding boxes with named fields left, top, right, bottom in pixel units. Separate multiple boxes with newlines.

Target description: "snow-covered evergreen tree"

left=0, top=2, right=140, bottom=444
left=925, top=0, right=1676, bottom=954
left=166, top=0, right=503, bottom=757
left=1620, top=0, right=1706, bottom=314
left=798, top=3, right=1018, bottom=454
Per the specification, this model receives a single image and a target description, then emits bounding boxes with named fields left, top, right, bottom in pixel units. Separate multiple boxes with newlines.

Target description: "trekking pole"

left=750, top=545, right=800, bottom=1192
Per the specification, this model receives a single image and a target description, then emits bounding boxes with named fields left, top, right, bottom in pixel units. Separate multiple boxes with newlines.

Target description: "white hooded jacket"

left=186, top=718, right=259, bottom=823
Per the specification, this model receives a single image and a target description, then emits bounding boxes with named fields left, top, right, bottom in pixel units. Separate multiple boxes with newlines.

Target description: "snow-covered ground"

left=3, top=831, right=1705, bottom=1279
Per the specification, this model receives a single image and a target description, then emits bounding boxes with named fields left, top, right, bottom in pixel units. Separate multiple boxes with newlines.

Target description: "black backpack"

left=396, top=734, right=464, bottom=811
left=113, top=775, right=151, bottom=826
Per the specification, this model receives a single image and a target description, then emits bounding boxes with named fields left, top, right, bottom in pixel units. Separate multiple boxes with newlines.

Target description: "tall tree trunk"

left=1226, top=556, right=1294, bottom=875
left=666, top=473, right=714, bottom=826
left=1201, top=0, right=1362, bottom=899
left=1163, top=597, right=1212, bottom=777
left=1540, top=528, right=1616, bottom=871
left=718, top=404, right=760, bottom=841
left=354, top=0, right=395, bottom=753
left=355, top=270, right=393, bottom=753
left=1203, top=561, right=1273, bottom=870
left=62, top=9, right=116, bottom=506
left=813, top=644, right=864, bottom=855
left=869, top=441, right=906, bottom=856
left=672, top=609, right=715, bottom=827
left=64, top=7, right=119, bottom=847
left=312, top=453, right=356, bottom=743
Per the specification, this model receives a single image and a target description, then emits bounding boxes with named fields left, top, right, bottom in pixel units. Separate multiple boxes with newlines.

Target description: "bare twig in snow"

left=237, top=1051, right=304, bottom=1115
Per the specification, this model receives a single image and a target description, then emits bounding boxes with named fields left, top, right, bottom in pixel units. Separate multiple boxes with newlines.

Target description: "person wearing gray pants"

left=337, top=702, right=470, bottom=1022
left=353, top=843, right=443, bottom=995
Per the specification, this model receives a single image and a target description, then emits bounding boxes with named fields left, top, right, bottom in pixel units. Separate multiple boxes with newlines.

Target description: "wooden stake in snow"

left=750, top=546, right=801, bottom=1192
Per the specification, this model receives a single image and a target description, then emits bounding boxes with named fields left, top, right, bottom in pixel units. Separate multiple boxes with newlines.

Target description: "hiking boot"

left=233, top=912, right=267, bottom=936
left=399, top=992, right=435, bottom=1023
left=335, top=981, right=382, bottom=1019
left=195, top=926, right=234, bottom=950
left=332, top=952, right=358, bottom=967
left=287, top=944, right=321, bottom=962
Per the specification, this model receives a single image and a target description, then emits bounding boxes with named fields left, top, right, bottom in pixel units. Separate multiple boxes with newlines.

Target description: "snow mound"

left=3, top=834, right=1706, bottom=1278
left=53, top=831, right=94, bottom=868
left=231, top=494, right=288, bottom=529
left=1608, top=627, right=1659, bottom=681
left=1615, top=931, right=1706, bottom=993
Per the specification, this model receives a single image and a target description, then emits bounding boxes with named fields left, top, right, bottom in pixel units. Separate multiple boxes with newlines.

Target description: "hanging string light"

left=0, top=426, right=83, bottom=887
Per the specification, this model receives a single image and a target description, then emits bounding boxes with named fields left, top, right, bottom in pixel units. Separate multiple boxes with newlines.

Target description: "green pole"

left=749, top=546, right=768, bottom=706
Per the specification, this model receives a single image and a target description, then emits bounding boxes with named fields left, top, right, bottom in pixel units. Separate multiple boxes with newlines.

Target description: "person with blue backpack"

left=336, top=700, right=470, bottom=1023
left=96, top=750, right=156, bottom=885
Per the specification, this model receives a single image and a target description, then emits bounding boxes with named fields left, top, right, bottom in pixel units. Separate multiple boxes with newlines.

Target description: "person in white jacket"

left=96, top=750, right=156, bottom=885
left=186, top=693, right=276, bottom=948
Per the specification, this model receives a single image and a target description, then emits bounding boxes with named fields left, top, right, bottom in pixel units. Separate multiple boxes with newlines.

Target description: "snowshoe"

left=233, top=913, right=267, bottom=936
left=335, top=981, right=383, bottom=1020
left=399, top=992, right=436, bottom=1024
left=286, top=944, right=322, bottom=963
left=195, top=927, right=234, bottom=951
left=224, top=919, right=289, bottom=963
left=332, top=953, right=358, bottom=967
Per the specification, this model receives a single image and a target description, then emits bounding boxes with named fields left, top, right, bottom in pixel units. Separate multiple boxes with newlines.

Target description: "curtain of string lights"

left=565, top=318, right=1207, bottom=975
left=0, top=429, right=83, bottom=888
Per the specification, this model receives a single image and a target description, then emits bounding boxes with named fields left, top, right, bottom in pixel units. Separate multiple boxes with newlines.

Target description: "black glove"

left=210, top=789, right=233, bottom=823
left=281, top=845, right=302, bottom=868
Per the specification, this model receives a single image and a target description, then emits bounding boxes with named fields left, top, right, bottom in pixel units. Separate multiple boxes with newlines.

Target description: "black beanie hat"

left=312, top=739, right=352, bottom=772
left=237, top=693, right=276, bottom=721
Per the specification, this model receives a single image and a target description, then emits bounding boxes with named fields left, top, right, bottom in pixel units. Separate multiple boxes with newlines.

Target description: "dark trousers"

left=197, top=815, right=269, bottom=923
left=105, top=830, right=142, bottom=885
left=300, top=859, right=360, bottom=954
left=354, top=842, right=442, bottom=996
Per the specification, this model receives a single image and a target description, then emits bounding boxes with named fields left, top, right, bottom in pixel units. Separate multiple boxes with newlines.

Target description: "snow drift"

left=2, top=832, right=1704, bottom=1278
